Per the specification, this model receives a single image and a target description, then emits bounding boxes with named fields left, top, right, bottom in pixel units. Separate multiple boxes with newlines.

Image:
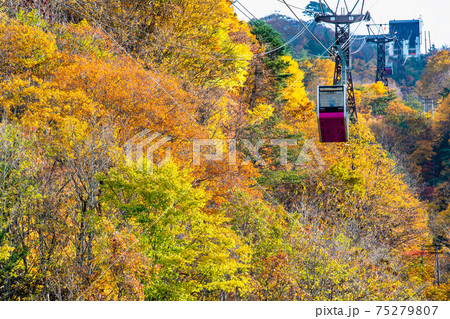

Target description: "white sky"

left=233, top=0, right=450, bottom=49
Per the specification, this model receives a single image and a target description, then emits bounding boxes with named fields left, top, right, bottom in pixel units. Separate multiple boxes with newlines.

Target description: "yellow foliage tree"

left=417, top=50, right=450, bottom=101
left=281, top=56, right=314, bottom=121
left=300, top=57, right=334, bottom=101
left=0, top=13, right=58, bottom=75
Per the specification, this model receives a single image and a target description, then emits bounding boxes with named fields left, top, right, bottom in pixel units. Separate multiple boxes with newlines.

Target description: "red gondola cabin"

left=385, top=67, right=393, bottom=76
left=317, top=85, right=349, bottom=143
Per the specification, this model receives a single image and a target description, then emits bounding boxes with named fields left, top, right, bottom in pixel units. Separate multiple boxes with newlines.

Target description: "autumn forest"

left=0, top=0, right=448, bottom=301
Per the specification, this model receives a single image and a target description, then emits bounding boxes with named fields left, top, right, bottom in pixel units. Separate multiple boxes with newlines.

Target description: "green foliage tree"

left=0, top=123, right=38, bottom=300
left=248, top=19, right=291, bottom=101
left=99, top=163, right=251, bottom=300
left=303, top=1, right=332, bottom=18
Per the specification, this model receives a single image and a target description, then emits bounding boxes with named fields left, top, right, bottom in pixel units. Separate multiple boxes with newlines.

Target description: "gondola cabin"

left=317, top=85, right=349, bottom=143
left=386, top=61, right=394, bottom=76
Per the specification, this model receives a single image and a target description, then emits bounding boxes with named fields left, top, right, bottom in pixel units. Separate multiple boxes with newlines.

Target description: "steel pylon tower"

left=366, top=25, right=396, bottom=87
left=315, top=0, right=370, bottom=122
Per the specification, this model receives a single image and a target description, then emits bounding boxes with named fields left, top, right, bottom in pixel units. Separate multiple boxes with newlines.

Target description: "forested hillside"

left=0, top=0, right=448, bottom=300
left=263, top=13, right=377, bottom=85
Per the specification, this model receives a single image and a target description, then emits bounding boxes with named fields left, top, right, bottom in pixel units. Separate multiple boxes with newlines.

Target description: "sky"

left=233, top=0, right=450, bottom=50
